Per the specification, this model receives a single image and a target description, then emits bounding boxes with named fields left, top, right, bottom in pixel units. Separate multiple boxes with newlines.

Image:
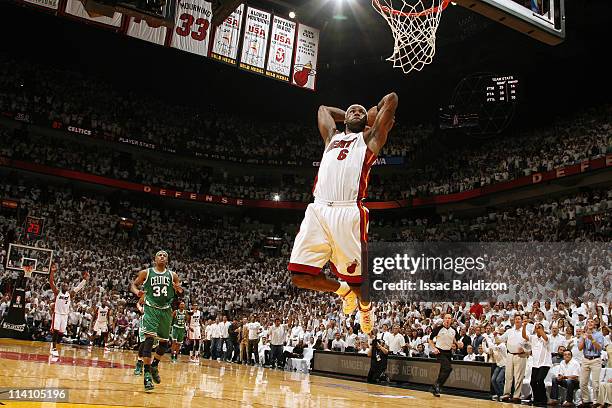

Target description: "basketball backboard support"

left=454, top=0, right=565, bottom=45
left=6, top=244, right=53, bottom=275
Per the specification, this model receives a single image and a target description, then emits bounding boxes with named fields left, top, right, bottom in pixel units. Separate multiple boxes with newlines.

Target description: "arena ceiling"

left=1, top=0, right=610, bottom=125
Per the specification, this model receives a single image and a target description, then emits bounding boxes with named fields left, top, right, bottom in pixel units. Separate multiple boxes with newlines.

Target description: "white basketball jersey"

left=190, top=310, right=201, bottom=328
left=96, top=306, right=109, bottom=324
left=54, top=292, right=71, bottom=315
left=313, top=132, right=377, bottom=202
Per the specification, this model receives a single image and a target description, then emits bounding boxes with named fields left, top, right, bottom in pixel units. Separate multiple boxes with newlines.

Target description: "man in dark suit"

left=458, top=326, right=471, bottom=356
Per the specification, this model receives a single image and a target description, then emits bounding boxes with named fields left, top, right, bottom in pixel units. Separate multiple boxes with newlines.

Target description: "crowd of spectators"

left=4, top=57, right=611, bottom=204
left=0, top=175, right=610, bottom=403
left=1, top=55, right=612, bottom=406
left=0, top=57, right=428, bottom=165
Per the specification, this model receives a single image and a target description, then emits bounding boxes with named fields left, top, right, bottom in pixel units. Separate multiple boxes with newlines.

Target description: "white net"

left=372, top=0, right=449, bottom=74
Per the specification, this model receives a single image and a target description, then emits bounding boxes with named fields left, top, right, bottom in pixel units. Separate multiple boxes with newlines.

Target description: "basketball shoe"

left=150, top=366, right=161, bottom=384
left=359, top=303, right=375, bottom=334
left=134, top=360, right=143, bottom=375
left=144, top=372, right=154, bottom=391
left=335, top=281, right=357, bottom=315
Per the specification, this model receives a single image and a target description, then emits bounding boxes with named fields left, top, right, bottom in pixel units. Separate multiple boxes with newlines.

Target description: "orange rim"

left=372, top=0, right=450, bottom=17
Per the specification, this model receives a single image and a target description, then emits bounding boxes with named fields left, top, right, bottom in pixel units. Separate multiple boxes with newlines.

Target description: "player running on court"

left=288, top=92, right=398, bottom=334
left=170, top=301, right=187, bottom=362
left=130, top=250, right=183, bottom=391
left=133, top=296, right=160, bottom=375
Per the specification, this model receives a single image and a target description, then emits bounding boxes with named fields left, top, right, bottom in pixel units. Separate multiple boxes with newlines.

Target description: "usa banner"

left=291, top=23, right=320, bottom=91
left=23, top=0, right=59, bottom=10
left=239, top=7, right=271, bottom=75
left=171, top=0, right=213, bottom=56
left=210, top=4, right=244, bottom=65
left=64, top=0, right=122, bottom=27
left=264, top=16, right=296, bottom=83
left=127, top=17, right=168, bottom=46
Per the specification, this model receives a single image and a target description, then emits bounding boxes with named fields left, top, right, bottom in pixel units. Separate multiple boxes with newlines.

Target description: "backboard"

left=6, top=244, right=53, bottom=275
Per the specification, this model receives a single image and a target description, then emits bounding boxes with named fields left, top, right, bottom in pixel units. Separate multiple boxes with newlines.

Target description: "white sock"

left=334, top=281, right=351, bottom=297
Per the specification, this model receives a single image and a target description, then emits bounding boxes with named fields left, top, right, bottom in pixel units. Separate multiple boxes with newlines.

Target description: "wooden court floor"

left=0, top=339, right=523, bottom=408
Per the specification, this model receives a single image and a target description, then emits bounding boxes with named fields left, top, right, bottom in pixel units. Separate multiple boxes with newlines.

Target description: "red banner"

left=1, top=155, right=611, bottom=210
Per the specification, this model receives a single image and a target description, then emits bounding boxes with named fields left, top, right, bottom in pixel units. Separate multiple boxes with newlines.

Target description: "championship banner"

left=127, top=17, right=168, bottom=46
left=264, top=16, right=296, bottom=82
left=238, top=7, right=271, bottom=75
left=171, top=0, right=213, bottom=56
left=64, top=0, right=122, bottom=27
left=210, top=4, right=244, bottom=65
left=23, top=0, right=59, bottom=10
left=291, top=23, right=319, bottom=91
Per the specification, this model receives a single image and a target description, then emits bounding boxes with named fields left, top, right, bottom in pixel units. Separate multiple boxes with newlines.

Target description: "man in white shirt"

left=387, top=324, right=406, bottom=355
left=203, top=319, right=213, bottom=359
left=331, top=332, right=346, bottom=352
left=210, top=317, right=221, bottom=361
left=290, top=322, right=304, bottom=347
left=268, top=318, right=287, bottom=369
left=377, top=324, right=393, bottom=345
left=219, top=315, right=232, bottom=362
left=246, top=316, right=262, bottom=365
left=549, top=350, right=581, bottom=406
left=549, top=324, right=565, bottom=359
left=345, top=327, right=357, bottom=353
left=463, top=345, right=477, bottom=362
left=498, top=315, right=528, bottom=403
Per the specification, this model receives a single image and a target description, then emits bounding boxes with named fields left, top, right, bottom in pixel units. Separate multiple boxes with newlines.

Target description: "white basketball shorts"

left=189, top=327, right=201, bottom=340
left=93, top=322, right=108, bottom=334
left=288, top=199, right=369, bottom=284
left=53, top=313, right=68, bottom=333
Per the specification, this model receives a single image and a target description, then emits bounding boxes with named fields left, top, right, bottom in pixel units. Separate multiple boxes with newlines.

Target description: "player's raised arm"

left=131, top=269, right=148, bottom=297
left=49, top=263, right=59, bottom=296
left=318, top=105, right=345, bottom=146
left=70, top=271, right=89, bottom=297
left=364, top=92, right=399, bottom=155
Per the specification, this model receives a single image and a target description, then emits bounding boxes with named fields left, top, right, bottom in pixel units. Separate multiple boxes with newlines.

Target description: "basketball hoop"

left=372, top=0, right=450, bottom=74
left=22, top=265, right=33, bottom=279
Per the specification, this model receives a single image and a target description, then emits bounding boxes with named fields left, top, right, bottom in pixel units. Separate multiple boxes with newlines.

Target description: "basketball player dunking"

left=288, top=92, right=398, bottom=334
left=130, top=250, right=183, bottom=392
left=49, top=264, right=89, bottom=357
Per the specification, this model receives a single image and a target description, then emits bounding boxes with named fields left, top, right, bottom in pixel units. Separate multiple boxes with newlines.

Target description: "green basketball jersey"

left=143, top=267, right=174, bottom=309
left=173, top=310, right=187, bottom=328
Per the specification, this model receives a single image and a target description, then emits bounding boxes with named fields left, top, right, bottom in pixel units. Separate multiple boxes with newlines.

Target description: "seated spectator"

left=331, top=332, right=346, bottom=353
left=463, top=345, right=477, bottom=361
left=549, top=350, right=580, bottom=406
left=412, top=343, right=427, bottom=358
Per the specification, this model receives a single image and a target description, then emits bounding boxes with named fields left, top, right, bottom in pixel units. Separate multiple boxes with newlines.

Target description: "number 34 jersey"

left=313, top=132, right=377, bottom=202
left=143, top=268, right=175, bottom=309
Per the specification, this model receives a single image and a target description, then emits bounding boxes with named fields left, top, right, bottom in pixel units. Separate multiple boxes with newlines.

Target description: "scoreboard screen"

left=25, top=216, right=45, bottom=237
left=485, top=75, right=519, bottom=103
